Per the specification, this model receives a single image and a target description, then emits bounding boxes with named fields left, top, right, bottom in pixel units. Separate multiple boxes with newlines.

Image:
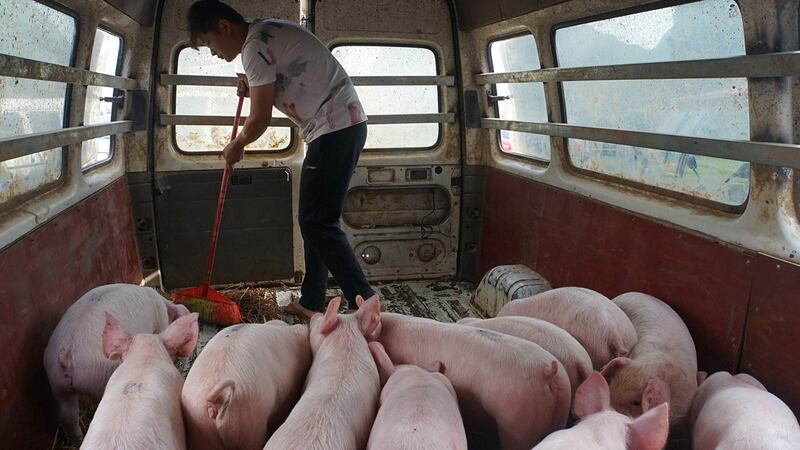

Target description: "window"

left=175, top=47, right=291, bottom=152
left=332, top=45, right=439, bottom=150
left=82, top=28, right=122, bottom=169
left=0, top=0, right=76, bottom=207
left=555, top=0, right=750, bottom=206
left=488, top=34, right=550, bottom=162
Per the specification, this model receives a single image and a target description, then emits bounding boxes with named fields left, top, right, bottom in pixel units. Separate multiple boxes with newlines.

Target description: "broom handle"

left=201, top=95, right=245, bottom=296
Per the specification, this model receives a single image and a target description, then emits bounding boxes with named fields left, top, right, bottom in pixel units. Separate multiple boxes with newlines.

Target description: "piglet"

left=534, top=372, right=669, bottom=450
left=367, top=342, right=467, bottom=450
left=263, top=296, right=382, bottom=449
left=182, top=321, right=312, bottom=450
left=457, top=316, right=592, bottom=399
left=371, top=310, right=570, bottom=450
left=602, top=292, right=698, bottom=432
left=690, top=371, right=800, bottom=449
left=43, top=283, right=190, bottom=437
left=498, top=287, right=637, bottom=369
left=80, top=312, right=199, bottom=450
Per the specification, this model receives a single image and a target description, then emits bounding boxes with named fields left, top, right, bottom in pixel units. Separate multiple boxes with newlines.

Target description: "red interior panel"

left=0, top=177, right=142, bottom=448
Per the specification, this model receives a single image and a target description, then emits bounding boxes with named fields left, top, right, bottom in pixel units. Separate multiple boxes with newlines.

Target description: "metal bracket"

left=487, top=93, right=510, bottom=104
left=100, top=95, right=125, bottom=105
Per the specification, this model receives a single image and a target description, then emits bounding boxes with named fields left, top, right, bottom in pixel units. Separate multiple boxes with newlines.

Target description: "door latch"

left=487, top=93, right=510, bottom=104
left=100, top=95, right=125, bottom=105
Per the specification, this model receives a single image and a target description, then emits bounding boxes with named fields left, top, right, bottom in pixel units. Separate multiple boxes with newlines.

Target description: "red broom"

left=171, top=95, right=245, bottom=326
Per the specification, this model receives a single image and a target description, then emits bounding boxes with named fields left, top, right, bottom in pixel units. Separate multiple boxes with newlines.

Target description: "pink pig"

left=367, top=342, right=467, bottom=450
left=182, top=321, right=312, bottom=450
left=370, top=310, right=570, bottom=450
left=498, top=287, right=637, bottom=369
left=43, top=283, right=190, bottom=437
left=263, top=296, right=382, bottom=450
left=534, top=372, right=670, bottom=450
left=458, top=316, right=592, bottom=400
left=80, top=312, right=199, bottom=450
left=602, top=292, right=698, bottom=433
left=690, top=371, right=800, bottom=449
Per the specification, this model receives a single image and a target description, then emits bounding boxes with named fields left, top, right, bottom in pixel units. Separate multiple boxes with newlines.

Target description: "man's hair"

left=187, top=0, right=247, bottom=48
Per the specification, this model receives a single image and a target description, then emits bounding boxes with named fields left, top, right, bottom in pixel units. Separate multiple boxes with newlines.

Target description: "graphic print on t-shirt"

left=241, top=19, right=367, bottom=142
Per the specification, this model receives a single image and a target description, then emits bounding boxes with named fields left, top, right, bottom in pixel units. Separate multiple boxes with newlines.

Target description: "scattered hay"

left=51, top=402, right=94, bottom=450
left=222, top=286, right=280, bottom=323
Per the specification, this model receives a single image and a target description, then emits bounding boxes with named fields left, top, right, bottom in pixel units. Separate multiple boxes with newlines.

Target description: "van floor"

left=178, top=279, right=482, bottom=376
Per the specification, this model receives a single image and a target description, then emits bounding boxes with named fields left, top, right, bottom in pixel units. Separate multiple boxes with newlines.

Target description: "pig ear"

left=573, top=371, right=610, bottom=419
left=102, top=312, right=132, bottom=360
left=319, top=297, right=341, bottom=335
left=628, top=402, right=669, bottom=450
left=207, top=379, right=235, bottom=421
left=368, top=341, right=395, bottom=385
left=160, top=313, right=199, bottom=358
left=355, top=294, right=381, bottom=338
left=642, top=377, right=670, bottom=412
left=356, top=295, right=365, bottom=307
left=600, top=356, right=632, bottom=382
left=163, top=299, right=189, bottom=322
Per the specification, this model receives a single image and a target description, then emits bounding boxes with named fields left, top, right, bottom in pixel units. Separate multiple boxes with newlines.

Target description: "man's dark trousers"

left=298, top=121, right=375, bottom=311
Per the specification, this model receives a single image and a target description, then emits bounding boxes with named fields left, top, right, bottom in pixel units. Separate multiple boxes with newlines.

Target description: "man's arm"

left=222, top=82, right=275, bottom=168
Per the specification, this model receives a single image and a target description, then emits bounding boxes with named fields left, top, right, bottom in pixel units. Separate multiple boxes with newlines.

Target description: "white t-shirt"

left=241, top=19, right=367, bottom=143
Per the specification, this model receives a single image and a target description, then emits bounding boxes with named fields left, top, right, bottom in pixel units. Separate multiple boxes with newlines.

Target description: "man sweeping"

left=188, top=0, right=377, bottom=318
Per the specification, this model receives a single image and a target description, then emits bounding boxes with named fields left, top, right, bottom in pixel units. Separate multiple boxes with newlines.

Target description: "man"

left=188, top=0, right=376, bottom=318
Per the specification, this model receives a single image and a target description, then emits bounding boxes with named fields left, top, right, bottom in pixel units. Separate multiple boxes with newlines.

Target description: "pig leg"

left=54, top=388, right=82, bottom=438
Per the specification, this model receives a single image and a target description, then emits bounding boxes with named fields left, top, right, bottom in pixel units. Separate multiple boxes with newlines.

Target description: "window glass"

left=555, top=0, right=750, bottom=205
left=332, top=45, right=439, bottom=149
left=0, top=0, right=76, bottom=206
left=175, top=47, right=291, bottom=152
left=82, top=28, right=122, bottom=169
left=489, top=34, right=550, bottom=162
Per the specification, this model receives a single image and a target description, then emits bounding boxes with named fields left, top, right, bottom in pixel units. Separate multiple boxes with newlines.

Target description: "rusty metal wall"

left=0, top=177, right=141, bottom=447
left=459, top=0, right=800, bottom=265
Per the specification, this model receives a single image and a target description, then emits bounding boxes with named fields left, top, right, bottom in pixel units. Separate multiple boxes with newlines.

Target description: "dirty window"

left=331, top=45, right=439, bottom=150
left=0, top=0, right=76, bottom=207
left=81, top=28, right=122, bottom=169
left=555, top=0, right=750, bottom=206
left=175, top=47, right=291, bottom=152
left=488, top=34, right=551, bottom=162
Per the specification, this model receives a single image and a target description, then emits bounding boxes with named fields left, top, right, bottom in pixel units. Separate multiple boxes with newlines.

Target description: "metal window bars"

left=475, top=50, right=800, bottom=170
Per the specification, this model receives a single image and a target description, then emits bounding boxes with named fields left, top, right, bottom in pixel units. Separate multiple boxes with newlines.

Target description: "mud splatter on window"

left=0, top=0, right=76, bottom=207
left=332, top=45, right=439, bottom=150
left=175, top=47, right=291, bottom=152
left=489, top=34, right=550, bottom=162
left=555, top=0, right=750, bottom=206
left=82, top=28, right=122, bottom=170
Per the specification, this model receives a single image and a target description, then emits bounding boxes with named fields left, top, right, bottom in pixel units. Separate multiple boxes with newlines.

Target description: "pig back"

left=44, top=284, right=172, bottom=398
left=691, top=378, right=800, bottom=450
left=612, top=292, right=698, bottom=430
left=377, top=313, right=571, bottom=445
left=463, top=316, right=593, bottom=398
left=498, top=287, right=637, bottom=369
left=183, top=322, right=311, bottom=446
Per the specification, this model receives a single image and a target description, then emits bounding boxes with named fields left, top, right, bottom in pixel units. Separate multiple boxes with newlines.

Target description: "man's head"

left=187, top=0, right=248, bottom=62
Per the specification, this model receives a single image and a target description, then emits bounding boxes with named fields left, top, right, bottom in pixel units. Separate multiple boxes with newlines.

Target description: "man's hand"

left=222, top=140, right=245, bottom=169
left=236, top=73, right=250, bottom=98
